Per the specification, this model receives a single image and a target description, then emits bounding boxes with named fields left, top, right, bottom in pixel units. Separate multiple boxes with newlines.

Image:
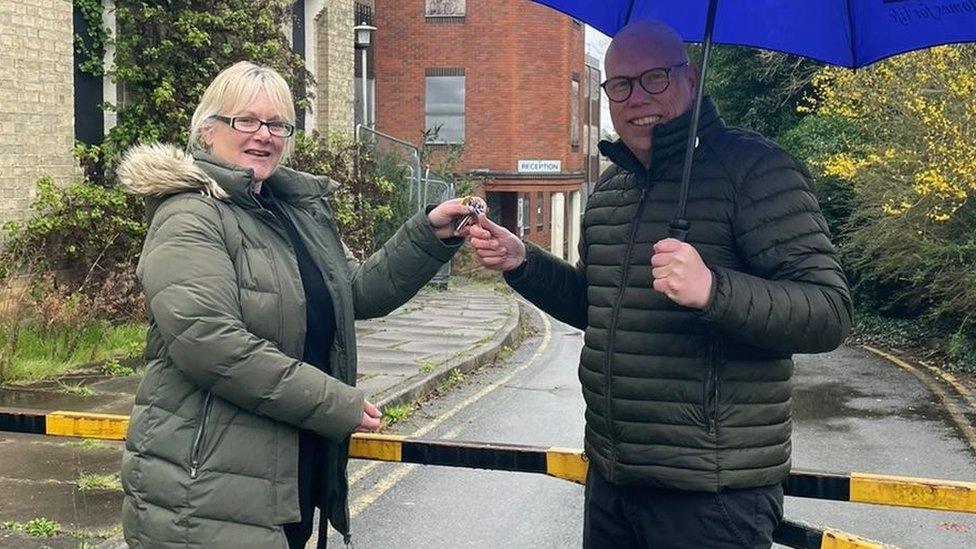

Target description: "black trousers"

left=583, top=468, right=783, bottom=549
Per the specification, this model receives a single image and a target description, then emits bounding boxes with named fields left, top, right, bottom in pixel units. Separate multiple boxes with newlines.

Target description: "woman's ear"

left=201, top=125, right=214, bottom=149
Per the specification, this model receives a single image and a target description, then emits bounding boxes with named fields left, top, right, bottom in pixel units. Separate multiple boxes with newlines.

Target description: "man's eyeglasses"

left=601, top=62, right=689, bottom=103
left=212, top=115, right=295, bottom=137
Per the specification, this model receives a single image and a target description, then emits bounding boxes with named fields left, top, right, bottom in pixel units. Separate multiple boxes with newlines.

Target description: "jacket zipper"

left=604, top=185, right=649, bottom=471
left=703, top=336, right=720, bottom=435
left=189, top=392, right=214, bottom=479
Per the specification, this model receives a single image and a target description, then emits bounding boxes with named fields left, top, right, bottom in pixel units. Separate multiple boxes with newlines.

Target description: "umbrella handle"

left=670, top=0, right=720, bottom=243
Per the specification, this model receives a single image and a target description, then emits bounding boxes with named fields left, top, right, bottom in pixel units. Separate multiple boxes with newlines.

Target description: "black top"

left=257, top=186, right=336, bottom=548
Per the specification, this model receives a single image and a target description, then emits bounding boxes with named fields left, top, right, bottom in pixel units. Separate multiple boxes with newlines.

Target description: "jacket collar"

left=598, top=96, right=724, bottom=180
left=192, top=151, right=338, bottom=209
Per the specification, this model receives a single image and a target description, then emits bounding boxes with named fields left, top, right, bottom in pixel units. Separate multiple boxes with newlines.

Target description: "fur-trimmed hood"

left=117, top=143, right=229, bottom=199
left=117, top=143, right=339, bottom=222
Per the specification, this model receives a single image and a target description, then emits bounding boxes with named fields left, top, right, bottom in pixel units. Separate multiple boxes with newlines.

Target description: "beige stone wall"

left=313, top=0, right=355, bottom=137
left=0, top=0, right=79, bottom=225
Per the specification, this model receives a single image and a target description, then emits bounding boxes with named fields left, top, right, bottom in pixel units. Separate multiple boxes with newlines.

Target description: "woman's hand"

left=427, top=198, right=484, bottom=239
left=357, top=400, right=382, bottom=431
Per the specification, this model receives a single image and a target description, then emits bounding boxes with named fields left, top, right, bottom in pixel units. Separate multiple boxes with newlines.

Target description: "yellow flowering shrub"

left=805, top=45, right=976, bottom=223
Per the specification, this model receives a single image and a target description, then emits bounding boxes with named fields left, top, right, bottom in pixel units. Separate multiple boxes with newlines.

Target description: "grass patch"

left=382, top=403, right=413, bottom=425
left=63, top=439, right=111, bottom=451
left=75, top=473, right=122, bottom=492
left=1, top=517, right=61, bottom=537
left=3, top=321, right=145, bottom=382
left=416, top=359, right=435, bottom=374
left=57, top=381, right=94, bottom=397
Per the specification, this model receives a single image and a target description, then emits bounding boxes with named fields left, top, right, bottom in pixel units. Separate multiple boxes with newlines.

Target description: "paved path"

left=0, top=283, right=519, bottom=548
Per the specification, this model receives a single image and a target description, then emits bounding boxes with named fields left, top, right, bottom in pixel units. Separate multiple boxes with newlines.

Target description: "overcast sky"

left=584, top=26, right=615, bottom=139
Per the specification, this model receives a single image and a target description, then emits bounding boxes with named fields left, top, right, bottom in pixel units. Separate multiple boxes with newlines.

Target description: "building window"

left=426, top=0, right=465, bottom=17
left=571, top=78, right=580, bottom=150
left=536, top=191, right=544, bottom=231
left=425, top=70, right=465, bottom=144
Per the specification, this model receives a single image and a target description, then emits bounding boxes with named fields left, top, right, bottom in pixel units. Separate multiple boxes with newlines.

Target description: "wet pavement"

left=788, top=345, right=976, bottom=548
left=0, top=283, right=519, bottom=548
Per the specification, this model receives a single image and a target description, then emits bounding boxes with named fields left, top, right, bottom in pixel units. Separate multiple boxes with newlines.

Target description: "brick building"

left=0, top=0, right=80, bottom=226
left=0, top=0, right=360, bottom=226
left=372, top=0, right=589, bottom=260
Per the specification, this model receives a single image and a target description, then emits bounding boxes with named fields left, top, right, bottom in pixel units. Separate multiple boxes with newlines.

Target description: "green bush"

left=289, top=132, right=409, bottom=259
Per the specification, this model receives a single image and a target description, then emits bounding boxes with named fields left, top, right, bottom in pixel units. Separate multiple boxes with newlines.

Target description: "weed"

left=1, top=517, right=61, bottom=537
left=382, top=404, right=413, bottom=425
left=76, top=473, right=122, bottom=492
left=102, top=358, right=136, bottom=377
left=57, top=381, right=94, bottom=397
left=497, top=345, right=514, bottom=361
left=417, top=359, right=435, bottom=374
left=450, top=368, right=464, bottom=384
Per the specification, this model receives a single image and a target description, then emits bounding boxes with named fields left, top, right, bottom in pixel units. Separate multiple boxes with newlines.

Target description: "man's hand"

left=651, top=238, right=713, bottom=310
left=357, top=400, right=382, bottom=432
left=427, top=198, right=482, bottom=240
left=467, top=214, right=526, bottom=272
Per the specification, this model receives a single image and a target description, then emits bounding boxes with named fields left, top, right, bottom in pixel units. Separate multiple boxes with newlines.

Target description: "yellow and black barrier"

left=0, top=407, right=128, bottom=440
left=1, top=408, right=966, bottom=547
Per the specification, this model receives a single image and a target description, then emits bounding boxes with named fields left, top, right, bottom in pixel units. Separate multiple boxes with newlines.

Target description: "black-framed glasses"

left=212, top=115, right=295, bottom=137
left=601, top=62, right=689, bottom=103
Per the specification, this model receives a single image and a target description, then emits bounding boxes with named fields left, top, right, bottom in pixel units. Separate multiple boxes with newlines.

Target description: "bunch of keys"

left=455, top=195, right=488, bottom=233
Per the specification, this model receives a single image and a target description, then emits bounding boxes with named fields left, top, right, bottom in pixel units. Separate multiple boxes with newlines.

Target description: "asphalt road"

left=332, top=303, right=976, bottom=549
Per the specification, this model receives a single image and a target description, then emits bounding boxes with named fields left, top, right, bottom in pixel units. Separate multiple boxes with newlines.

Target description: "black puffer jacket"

left=506, top=98, right=851, bottom=492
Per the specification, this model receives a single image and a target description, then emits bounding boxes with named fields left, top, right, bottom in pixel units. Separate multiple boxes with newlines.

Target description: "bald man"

left=468, top=20, right=851, bottom=548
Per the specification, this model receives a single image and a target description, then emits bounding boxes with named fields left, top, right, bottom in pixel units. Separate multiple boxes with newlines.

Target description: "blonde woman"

left=117, top=61, right=472, bottom=548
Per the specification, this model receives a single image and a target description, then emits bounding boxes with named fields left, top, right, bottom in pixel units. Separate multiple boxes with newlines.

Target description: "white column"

left=102, top=0, right=117, bottom=132
left=550, top=192, right=566, bottom=259
left=305, top=0, right=325, bottom=132
left=568, top=190, right=581, bottom=264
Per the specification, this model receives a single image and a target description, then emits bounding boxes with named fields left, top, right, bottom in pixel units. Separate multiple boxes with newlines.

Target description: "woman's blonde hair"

left=189, top=61, right=297, bottom=161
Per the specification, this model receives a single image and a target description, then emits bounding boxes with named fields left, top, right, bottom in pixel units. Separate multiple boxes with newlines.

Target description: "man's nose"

left=627, top=83, right=653, bottom=105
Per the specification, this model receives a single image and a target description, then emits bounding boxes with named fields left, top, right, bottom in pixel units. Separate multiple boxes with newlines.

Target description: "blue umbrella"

left=531, top=0, right=976, bottom=239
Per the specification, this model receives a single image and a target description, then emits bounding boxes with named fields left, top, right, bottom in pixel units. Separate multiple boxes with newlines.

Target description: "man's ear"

left=687, top=62, right=702, bottom=90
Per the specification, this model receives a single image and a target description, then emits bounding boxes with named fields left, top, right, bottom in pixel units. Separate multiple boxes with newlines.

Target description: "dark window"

left=425, top=70, right=465, bottom=143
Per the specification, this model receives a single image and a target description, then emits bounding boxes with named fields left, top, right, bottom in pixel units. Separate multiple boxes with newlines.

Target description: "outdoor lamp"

left=353, top=23, right=376, bottom=49
left=354, top=23, right=377, bottom=128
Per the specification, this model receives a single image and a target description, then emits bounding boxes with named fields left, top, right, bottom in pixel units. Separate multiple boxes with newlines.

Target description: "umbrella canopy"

left=533, top=0, right=976, bottom=68
left=532, top=0, right=976, bottom=239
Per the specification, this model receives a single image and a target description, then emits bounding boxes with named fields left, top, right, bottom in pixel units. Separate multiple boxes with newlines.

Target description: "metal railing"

left=356, top=125, right=455, bottom=287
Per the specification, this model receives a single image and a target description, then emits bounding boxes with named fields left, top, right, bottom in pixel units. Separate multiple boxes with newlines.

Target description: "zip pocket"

left=189, top=392, right=214, bottom=479
left=703, top=337, right=720, bottom=435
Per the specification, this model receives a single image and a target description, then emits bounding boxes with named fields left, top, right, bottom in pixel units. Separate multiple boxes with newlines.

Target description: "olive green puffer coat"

left=117, top=144, right=459, bottom=548
left=506, top=98, right=851, bottom=492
